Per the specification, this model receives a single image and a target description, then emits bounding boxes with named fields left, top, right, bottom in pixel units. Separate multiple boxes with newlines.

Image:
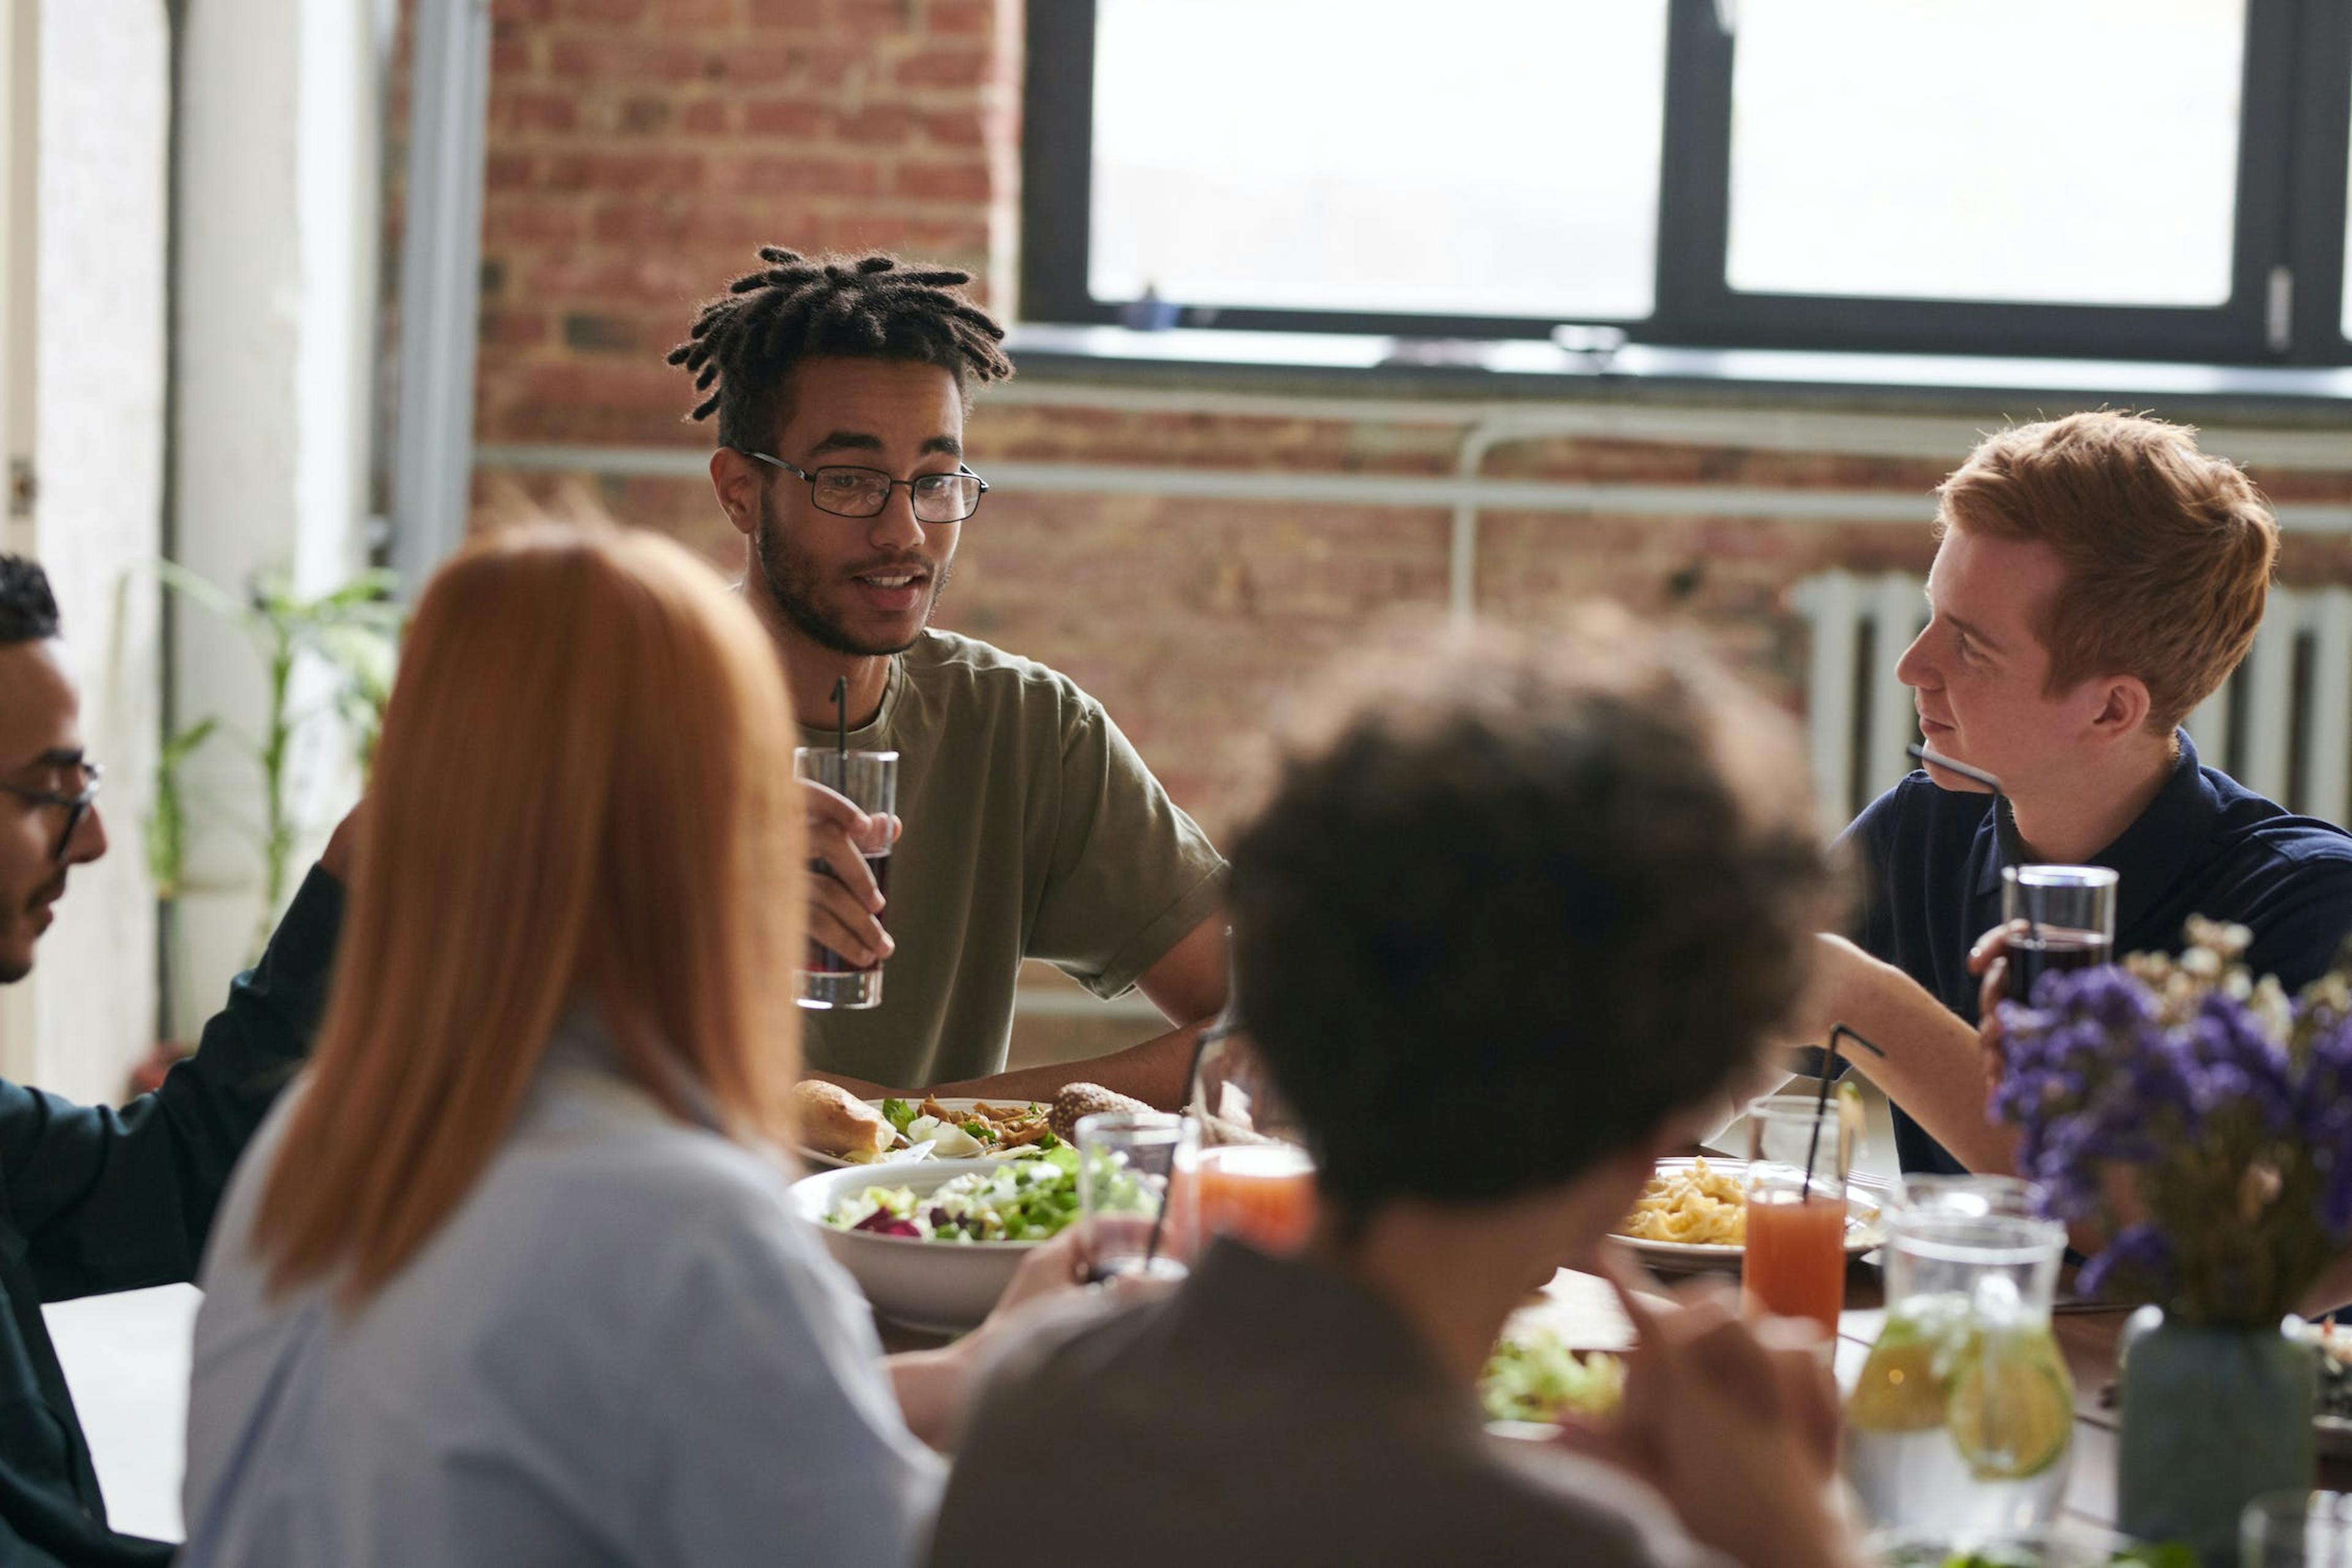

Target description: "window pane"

left=1727, top=0, right=2244, bottom=307
left=1089, top=0, right=1668, bottom=322
left=2343, top=75, right=2352, bottom=339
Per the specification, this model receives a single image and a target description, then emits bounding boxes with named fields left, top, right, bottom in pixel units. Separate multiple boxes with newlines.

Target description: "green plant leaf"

left=160, top=717, right=218, bottom=768
left=154, top=559, right=249, bottom=626
left=148, top=560, right=404, bottom=930
left=145, top=718, right=222, bottom=900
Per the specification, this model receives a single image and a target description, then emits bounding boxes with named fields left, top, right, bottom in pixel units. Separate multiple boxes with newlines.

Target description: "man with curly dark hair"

left=0, top=555, right=353, bottom=1563
left=672, top=249, right=1226, bottom=1104
left=931, top=612, right=1868, bottom=1568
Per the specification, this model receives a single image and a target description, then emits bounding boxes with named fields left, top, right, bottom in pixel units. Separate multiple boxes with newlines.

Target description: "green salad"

left=826, top=1146, right=1082, bottom=1243
left=1479, top=1329, right=1625, bottom=1425
left=1877, top=1545, right=2198, bottom=1568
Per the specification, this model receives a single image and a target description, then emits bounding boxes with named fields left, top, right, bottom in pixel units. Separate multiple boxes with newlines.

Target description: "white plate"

left=1611, top=1156, right=1891, bottom=1273
left=788, top=1158, right=1043, bottom=1333
left=798, top=1097, right=1050, bottom=1170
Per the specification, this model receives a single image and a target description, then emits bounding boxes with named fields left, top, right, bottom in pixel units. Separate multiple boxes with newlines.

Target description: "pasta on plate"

left=1617, top=1157, right=1747, bottom=1246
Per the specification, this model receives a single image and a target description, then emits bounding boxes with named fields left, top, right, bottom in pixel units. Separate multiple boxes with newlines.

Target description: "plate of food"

left=1611, top=1155, right=1890, bottom=1272
left=788, top=1150, right=1084, bottom=1332
left=1481, top=1326, right=1624, bottom=1438
left=791, top=1082, right=1153, bottom=1169
left=1480, top=1268, right=1653, bottom=1438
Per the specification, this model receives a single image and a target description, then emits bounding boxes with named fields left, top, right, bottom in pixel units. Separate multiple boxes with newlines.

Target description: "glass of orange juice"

left=1191, top=1142, right=1316, bottom=1254
left=1740, top=1093, right=1853, bottom=1339
left=1182, top=1024, right=1319, bottom=1257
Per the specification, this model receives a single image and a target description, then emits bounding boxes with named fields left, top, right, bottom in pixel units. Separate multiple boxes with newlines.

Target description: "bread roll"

left=1048, top=1082, right=1154, bottom=1143
left=791, top=1080, right=892, bottom=1161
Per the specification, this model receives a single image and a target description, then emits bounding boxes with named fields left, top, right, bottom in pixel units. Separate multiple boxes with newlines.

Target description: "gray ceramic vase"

left=2118, top=1305, right=2318, bottom=1563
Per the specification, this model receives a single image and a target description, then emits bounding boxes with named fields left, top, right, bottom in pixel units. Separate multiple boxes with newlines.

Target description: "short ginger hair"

left=1936, top=412, right=2277, bottom=732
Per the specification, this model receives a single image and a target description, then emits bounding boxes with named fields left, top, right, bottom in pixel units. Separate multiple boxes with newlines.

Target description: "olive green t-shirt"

left=798, top=630, right=1226, bottom=1090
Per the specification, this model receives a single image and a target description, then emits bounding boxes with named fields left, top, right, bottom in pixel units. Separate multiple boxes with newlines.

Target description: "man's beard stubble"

left=751, top=491, right=951, bottom=659
left=1, top=869, right=65, bottom=983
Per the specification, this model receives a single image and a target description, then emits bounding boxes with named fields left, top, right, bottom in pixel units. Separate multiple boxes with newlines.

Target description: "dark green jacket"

left=0, top=867, right=342, bottom=1564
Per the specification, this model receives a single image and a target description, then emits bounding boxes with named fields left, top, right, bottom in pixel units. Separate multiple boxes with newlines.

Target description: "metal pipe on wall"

left=473, top=436, right=2352, bottom=625
left=388, top=0, right=492, bottom=595
left=978, top=379, right=2352, bottom=471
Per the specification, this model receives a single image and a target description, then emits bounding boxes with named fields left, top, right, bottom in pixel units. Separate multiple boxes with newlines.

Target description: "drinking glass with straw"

left=1999, top=865, right=2117, bottom=1006
left=794, top=676, right=899, bottom=1011
left=1076, top=1112, right=1193, bottom=1284
left=1180, top=1006, right=1317, bottom=1259
left=1742, top=1025, right=1872, bottom=1339
left=2245, top=1491, right=2352, bottom=1566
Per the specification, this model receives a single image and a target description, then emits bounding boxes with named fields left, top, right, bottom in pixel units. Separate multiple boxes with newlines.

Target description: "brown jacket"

left=927, top=1241, right=1730, bottom=1568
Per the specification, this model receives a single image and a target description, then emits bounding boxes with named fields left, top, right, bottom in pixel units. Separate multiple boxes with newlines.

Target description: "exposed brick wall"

left=467, top=0, right=1022, bottom=450
left=482, top=397, right=2352, bottom=834
left=447, top=0, right=2352, bottom=862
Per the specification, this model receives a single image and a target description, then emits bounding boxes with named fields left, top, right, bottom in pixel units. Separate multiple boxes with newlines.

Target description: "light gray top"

left=180, top=1016, right=940, bottom=1567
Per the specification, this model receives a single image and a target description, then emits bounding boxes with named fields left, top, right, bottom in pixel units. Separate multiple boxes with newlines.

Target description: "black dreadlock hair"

left=667, top=248, right=1014, bottom=455
left=0, top=557, right=59, bottom=644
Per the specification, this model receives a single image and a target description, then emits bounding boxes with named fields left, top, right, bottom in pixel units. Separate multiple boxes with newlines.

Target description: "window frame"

left=1021, top=0, right=2352, bottom=366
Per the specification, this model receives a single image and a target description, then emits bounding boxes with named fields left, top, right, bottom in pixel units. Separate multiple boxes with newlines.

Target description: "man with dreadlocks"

left=671, top=249, right=1227, bottom=1104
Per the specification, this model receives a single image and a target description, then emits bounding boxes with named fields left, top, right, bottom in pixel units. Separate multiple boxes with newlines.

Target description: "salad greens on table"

left=826, top=1146, right=1082, bottom=1243
left=1478, top=1329, right=1624, bottom=1425
left=1876, top=1544, right=2198, bottom=1567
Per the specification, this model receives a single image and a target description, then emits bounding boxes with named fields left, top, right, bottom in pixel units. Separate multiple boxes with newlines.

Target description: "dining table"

left=878, top=1245, right=2351, bottom=1548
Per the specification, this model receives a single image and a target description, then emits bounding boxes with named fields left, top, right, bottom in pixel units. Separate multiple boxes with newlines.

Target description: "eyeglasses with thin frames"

left=746, top=451, right=989, bottom=525
left=0, top=758, right=102, bottom=864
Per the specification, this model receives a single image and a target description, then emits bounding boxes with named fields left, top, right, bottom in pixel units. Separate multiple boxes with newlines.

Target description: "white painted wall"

left=0, top=0, right=170, bottom=1105
left=170, top=0, right=378, bottom=1033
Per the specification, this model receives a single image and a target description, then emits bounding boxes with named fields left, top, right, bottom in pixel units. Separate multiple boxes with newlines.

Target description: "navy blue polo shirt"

left=1844, top=731, right=2352, bottom=1174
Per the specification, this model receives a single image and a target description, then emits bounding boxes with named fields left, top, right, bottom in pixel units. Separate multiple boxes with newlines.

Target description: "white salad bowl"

left=788, top=1158, right=1041, bottom=1333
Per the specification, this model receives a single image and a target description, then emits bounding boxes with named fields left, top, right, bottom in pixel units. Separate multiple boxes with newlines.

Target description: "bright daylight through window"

left=1088, top=0, right=1669, bottom=322
left=1727, top=0, right=2244, bottom=306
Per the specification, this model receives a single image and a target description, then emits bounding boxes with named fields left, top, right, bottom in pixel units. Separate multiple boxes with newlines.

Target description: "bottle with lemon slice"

left=1846, top=1177, right=2074, bottom=1544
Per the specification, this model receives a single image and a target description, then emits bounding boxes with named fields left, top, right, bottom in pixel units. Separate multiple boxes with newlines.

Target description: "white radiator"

left=1792, top=570, right=2352, bottom=830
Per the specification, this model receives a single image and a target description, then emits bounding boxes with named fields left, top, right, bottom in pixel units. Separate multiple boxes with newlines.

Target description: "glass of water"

left=795, top=748, right=897, bottom=1010
left=2245, top=1491, right=2352, bottom=1566
left=2000, top=864, right=2118, bottom=1007
left=1075, top=1112, right=1193, bottom=1284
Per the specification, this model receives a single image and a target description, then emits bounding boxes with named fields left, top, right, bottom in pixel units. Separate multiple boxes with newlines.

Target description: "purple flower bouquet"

left=1994, top=918, right=2352, bottom=1327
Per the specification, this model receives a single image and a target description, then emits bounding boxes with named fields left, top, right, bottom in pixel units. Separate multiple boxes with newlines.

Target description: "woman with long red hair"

left=179, top=521, right=1060, bottom=1566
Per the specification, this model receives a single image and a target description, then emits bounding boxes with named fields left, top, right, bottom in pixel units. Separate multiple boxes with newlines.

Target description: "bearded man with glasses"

left=671, top=250, right=1227, bottom=1106
left=0, top=555, right=355, bottom=1562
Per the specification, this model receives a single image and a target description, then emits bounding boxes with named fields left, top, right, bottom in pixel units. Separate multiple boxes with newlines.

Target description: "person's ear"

left=2086, top=674, right=2152, bottom=742
left=710, top=449, right=762, bottom=540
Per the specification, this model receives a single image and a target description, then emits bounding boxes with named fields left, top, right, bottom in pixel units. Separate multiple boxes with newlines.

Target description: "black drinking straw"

left=1909, top=742, right=2038, bottom=947
left=1138, top=1013, right=1232, bottom=1276
left=832, top=676, right=848, bottom=767
left=1907, top=741, right=2002, bottom=794
left=1804, top=1023, right=1883, bottom=1194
